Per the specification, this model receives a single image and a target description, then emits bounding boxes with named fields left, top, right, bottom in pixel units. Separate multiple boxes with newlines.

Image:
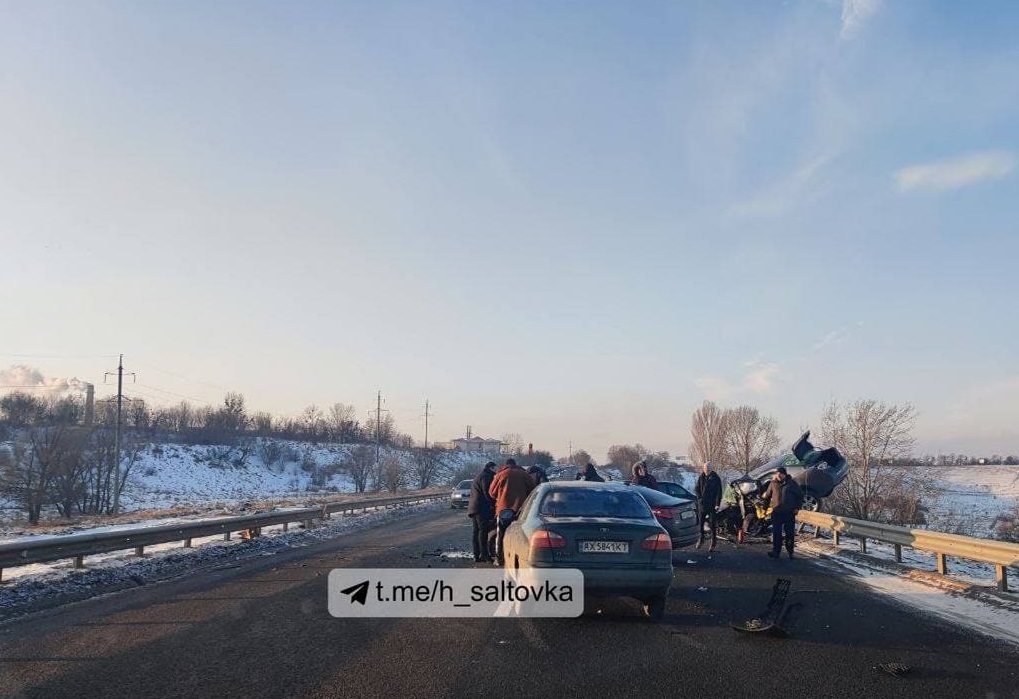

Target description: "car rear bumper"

left=528, top=563, right=672, bottom=597
left=450, top=500, right=468, bottom=508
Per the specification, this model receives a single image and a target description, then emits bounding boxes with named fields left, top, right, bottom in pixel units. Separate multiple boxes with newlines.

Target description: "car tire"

left=642, top=594, right=667, bottom=621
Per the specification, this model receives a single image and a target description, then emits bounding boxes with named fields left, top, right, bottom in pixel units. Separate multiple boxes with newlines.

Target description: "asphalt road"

left=1, top=507, right=1016, bottom=699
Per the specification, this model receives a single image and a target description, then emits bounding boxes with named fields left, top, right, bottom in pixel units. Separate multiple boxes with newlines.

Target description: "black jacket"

left=633, top=474, right=659, bottom=489
left=467, top=468, right=496, bottom=518
left=527, top=466, right=548, bottom=485
left=695, top=471, right=723, bottom=509
left=576, top=465, right=604, bottom=482
left=764, top=477, right=804, bottom=515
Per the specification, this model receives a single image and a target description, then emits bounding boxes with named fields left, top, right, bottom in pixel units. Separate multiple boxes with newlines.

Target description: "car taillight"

left=641, top=532, right=672, bottom=551
left=531, top=529, right=566, bottom=550
left=651, top=506, right=675, bottom=519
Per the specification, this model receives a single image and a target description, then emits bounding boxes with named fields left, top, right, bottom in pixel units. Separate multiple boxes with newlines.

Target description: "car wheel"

left=642, top=594, right=667, bottom=621
left=802, top=495, right=821, bottom=512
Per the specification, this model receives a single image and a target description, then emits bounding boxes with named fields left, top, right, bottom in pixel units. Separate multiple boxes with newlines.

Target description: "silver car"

left=450, top=479, right=472, bottom=509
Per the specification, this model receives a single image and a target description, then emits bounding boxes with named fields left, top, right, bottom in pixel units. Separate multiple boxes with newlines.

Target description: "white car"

left=450, top=479, right=472, bottom=509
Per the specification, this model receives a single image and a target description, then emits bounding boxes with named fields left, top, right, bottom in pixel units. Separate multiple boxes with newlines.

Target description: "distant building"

left=450, top=436, right=506, bottom=455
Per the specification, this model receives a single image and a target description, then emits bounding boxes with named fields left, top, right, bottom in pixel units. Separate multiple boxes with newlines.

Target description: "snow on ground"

left=0, top=439, right=491, bottom=526
left=0, top=498, right=444, bottom=617
left=803, top=542, right=1019, bottom=647
left=924, top=464, right=1019, bottom=537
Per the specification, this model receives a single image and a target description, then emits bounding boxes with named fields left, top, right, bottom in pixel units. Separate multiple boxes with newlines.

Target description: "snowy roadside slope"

left=120, top=441, right=491, bottom=511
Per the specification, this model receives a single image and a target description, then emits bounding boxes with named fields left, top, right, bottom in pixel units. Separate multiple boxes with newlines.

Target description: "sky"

left=1, top=0, right=1017, bottom=460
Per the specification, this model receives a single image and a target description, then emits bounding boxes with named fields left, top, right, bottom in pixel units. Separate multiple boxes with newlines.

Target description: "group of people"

left=466, top=457, right=805, bottom=564
left=466, top=458, right=545, bottom=564
left=693, top=461, right=804, bottom=558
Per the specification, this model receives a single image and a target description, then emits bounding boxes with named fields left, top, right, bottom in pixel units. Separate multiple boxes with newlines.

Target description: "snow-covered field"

left=923, top=464, right=1019, bottom=538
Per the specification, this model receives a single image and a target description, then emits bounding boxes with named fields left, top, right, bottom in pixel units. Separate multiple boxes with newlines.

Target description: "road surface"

left=1, top=507, right=1016, bottom=699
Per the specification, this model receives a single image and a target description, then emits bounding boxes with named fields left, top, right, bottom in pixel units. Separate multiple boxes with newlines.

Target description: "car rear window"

left=457, top=480, right=472, bottom=489
left=538, top=489, right=652, bottom=519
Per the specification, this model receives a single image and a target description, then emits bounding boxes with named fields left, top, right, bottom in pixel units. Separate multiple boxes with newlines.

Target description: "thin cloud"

left=840, top=0, right=882, bottom=40
left=811, top=328, right=848, bottom=352
left=895, top=151, right=1015, bottom=192
left=729, top=154, right=833, bottom=219
left=695, top=360, right=779, bottom=401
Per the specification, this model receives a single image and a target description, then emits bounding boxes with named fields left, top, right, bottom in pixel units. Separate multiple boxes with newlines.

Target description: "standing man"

left=488, top=458, right=535, bottom=565
left=467, top=461, right=497, bottom=563
left=695, top=461, right=723, bottom=551
left=763, top=466, right=804, bottom=558
left=576, top=463, right=605, bottom=482
left=527, top=463, right=549, bottom=486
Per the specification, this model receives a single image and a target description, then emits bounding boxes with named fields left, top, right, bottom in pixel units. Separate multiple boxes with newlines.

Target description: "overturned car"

left=715, top=431, right=848, bottom=539
left=748, top=430, right=848, bottom=511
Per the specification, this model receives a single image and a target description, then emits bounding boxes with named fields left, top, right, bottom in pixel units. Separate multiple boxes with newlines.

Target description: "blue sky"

left=1, top=1, right=1017, bottom=458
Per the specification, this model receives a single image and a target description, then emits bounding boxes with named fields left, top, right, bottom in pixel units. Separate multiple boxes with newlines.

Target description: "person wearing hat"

left=762, top=466, right=804, bottom=558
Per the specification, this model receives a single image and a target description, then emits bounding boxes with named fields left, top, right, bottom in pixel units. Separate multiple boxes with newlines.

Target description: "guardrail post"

left=996, top=565, right=1008, bottom=592
left=893, top=544, right=902, bottom=562
left=73, top=555, right=84, bottom=569
left=936, top=553, right=948, bottom=575
left=224, top=532, right=231, bottom=541
left=135, top=546, right=145, bottom=556
left=860, top=537, right=867, bottom=553
left=183, top=538, right=192, bottom=548
left=282, top=522, right=289, bottom=532
left=303, top=519, right=313, bottom=530
left=832, top=530, right=840, bottom=546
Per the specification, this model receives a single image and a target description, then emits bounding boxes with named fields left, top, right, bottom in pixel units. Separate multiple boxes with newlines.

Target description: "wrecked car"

left=748, top=430, right=848, bottom=511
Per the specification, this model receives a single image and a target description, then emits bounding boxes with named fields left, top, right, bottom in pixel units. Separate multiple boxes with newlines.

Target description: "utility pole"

left=104, top=354, right=135, bottom=515
left=569, top=440, right=573, bottom=465
left=422, top=399, right=431, bottom=449
left=376, top=390, right=382, bottom=469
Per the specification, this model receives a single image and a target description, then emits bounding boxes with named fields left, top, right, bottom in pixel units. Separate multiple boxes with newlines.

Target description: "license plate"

left=580, top=540, right=629, bottom=554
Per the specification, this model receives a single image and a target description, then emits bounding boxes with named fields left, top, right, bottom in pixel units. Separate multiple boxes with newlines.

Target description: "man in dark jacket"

left=467, top=462, right=497, bottom=563
left=762, top=466, right=804, bottom=558
left=631, top=461, right=659, bottom=489
left=575, top=463, right=604, bottom=482
left=695, top=462, right=723, bottom=551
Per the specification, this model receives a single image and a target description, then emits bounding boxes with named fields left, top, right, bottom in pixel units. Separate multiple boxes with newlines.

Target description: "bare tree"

left=725, top=405, right=780, bottom=475
left=345, top=445, right=374, bottom=493
left=501, top=433, right=524, bottom=455
left=567, top=449, right=593, bottom=468
left=409, top=448, right=443, bottom=489
left=327, top=403, right=359, bottom=443
left=689, top=400, right=730, bottom=468
left=606, top=444, right=646, bottom=471
left=820, top=400, right=918, bottom=521
left=380, top=455, right=404, bottom=493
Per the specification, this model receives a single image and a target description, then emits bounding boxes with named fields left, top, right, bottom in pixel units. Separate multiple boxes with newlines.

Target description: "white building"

left=450, top=436, right=506, bottom=455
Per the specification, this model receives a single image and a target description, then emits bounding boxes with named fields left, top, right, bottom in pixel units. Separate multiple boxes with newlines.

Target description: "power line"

left=131, top=361, right=233, bottom=393
left=134, top=383, right=213, bottom=405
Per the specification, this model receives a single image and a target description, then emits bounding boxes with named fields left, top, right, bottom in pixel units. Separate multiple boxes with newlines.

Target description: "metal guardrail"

left=797, top=509, right=1019, bottom=592
left=0, top=493, right=444, bottom=581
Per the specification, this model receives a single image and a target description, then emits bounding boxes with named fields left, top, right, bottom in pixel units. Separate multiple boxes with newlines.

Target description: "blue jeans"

left=771, top=511, right=796, bottom=555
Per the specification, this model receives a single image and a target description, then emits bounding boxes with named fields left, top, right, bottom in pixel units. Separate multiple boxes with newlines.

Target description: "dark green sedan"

left=500, top=481, right=674, bottom=619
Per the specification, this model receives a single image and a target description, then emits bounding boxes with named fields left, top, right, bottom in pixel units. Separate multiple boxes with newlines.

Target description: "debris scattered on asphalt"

left=697, top=586, right=709, bottom=592
left=876, top=663, right=912, bottom=677
left=686, top=559, right=697, bottom=565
